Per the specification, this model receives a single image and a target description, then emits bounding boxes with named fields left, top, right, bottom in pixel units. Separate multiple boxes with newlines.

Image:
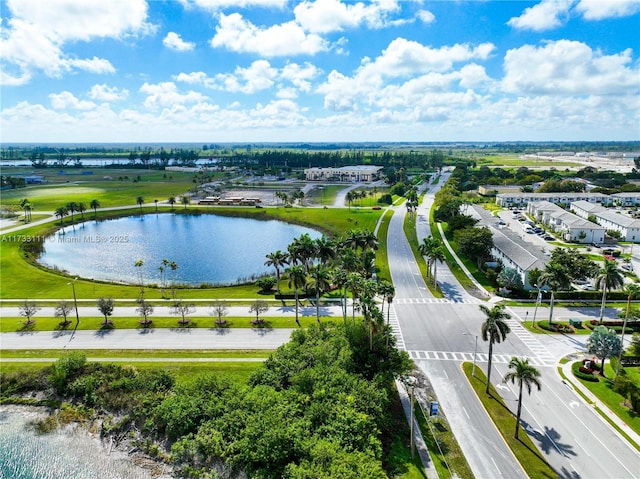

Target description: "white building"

left=571, top=200, right=640, bottom=242
left=611, top=192, right=640, bottom=207
left=528, top=201, right=605, bottom=244
left=304, top=165, right=383, bottom=182
left=490, top=226, right=547, bottom=290
left=496, top=192, right=610, bottom=208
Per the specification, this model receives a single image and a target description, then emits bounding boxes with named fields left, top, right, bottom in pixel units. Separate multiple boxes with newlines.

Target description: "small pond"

left=38, top=213, right=322, bottom=285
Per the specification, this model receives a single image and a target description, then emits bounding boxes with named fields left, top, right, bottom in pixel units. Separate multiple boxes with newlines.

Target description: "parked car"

left=604, top=255, right=616, bottom=261
left=591, top=242, right=601, bottom=248
left=544, top=234, right=555, bottom=241
left=526, top=228, right=535, bottom=234
left=497, top=220, right=506, bottom=226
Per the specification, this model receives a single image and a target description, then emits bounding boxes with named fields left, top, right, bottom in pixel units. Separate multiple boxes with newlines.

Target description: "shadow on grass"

left=95, top=324, right=114, bottom=337
left=17, top=321, right=36, bottom=335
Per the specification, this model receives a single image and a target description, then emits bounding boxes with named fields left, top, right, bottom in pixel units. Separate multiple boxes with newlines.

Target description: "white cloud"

left=0, top=0, right=152, bottom=83
left=502, top=40, right=639, bottom=96
left=574, top=0, right=640, bottom=20
left=215, top=60, right=278, bottom=93
left=211, top=13, right=329, bottom=56
left=49, top=91, right=96, bottom=110
left=178, top=0, right=288, bottom=10
left=416, top=10, right=436, bottom=25
left=280, top=62, right=322, bottom=92
left=88, top=84, right=129, bottom=101
left=507, top=0, right=573, bottom=31
left=293, top=0, right=402, bottom=34
left=163, top=32, right=195, bottom=51
left=140, top=82, right=208, bottom=109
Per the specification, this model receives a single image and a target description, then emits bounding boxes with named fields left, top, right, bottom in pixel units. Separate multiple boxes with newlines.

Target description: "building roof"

left=570, top=200, right=606, bottom=214
left=490, top=226, right=548, bottom=272
left=592, top=210, right=640, bottom=228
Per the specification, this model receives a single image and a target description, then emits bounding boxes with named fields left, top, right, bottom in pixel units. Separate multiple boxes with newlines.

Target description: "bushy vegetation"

left=1, top=324, right=412, bottom=478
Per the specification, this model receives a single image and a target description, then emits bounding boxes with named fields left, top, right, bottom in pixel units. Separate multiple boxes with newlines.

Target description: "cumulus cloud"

left=293, top=0, right=402, bottom=34
left=210, top=13, right=329, bottom=56
left=88, top=84, right=129, bottom=101
left=49, top=91, right=96, bottom=110
left=574, top=0, right=640, bottom=19
left=502, top=40, right=639, bottom=96
left=215, top=60, right=278, bottom=93
left=178, top=0, right=288, bottom=10
left=507, top=0, right=573, bottom=31
left=0, top=0, right=152, bottom=84
left=163, top=32, right=195, bottom=51
left=140, top=82, right=208, bottom=109
left=280, top=62, right=322, bottom=92
left=416, top=10, right=436, bottom=25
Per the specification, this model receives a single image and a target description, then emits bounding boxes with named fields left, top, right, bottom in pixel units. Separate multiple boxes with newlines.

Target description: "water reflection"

left=39, top=214, right=321, bottom=285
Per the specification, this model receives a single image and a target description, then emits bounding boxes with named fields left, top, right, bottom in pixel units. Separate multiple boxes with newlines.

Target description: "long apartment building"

left=527, top=201, right=605, bottom=244
left=571, top=200, right=640, bottom=242
left=304, top=165, right=383, bottom=182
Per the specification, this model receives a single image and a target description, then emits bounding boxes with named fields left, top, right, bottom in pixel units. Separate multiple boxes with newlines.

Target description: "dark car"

left=591, top=242, right=601, bottom=248
left=544, top=234, right=555, bottom=241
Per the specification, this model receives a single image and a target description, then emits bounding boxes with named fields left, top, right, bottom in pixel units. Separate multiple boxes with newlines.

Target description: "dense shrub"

left=572, top=361, right=599, bottom=382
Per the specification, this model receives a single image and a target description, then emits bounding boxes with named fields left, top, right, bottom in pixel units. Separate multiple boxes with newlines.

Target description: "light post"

left=532, top=283, right=542, bottom=327
left=403, top=375, right=417, bottom=460
left=67, top=277, right=80, bottom=328
left=463, top=332, right=478, bottom=377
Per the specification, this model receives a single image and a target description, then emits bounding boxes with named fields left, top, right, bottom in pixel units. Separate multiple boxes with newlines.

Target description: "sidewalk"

left=560, top=358, right=640, bottom=450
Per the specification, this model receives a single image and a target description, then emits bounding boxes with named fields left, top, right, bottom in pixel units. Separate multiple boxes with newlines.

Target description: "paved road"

left=0, top=327, right=295, bottom=350
left=387, top=174, right=640, bottom=479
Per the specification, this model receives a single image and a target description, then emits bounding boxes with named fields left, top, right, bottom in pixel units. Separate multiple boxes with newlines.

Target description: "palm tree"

left=90, top=199, right=100, bottom=220
left=538, top=263, right=572, bottom=326
left=286, top=265, right=307, bottom=327
left=616, top=283, right=640, bottom=377
left=136, top=196, right=144, bottom=213
left=345, top=191, right=354, bottom=210
left=169, top=261, right=178, bottom=299
left=346, top=271, right=364, bottom=323
left=65, top=201, right=77, bottom=223
left=313, top=236, right=336, bottom=266
left=265, top=250, right=289, bottom=293
left=480, top=302, right=512, bottom=394
left=181, top=196, right=190, bottom=210
left=76, top=202, right=86, bottom=221
left=19, top=199, right=32, bottom=222
left=595, top=259, right=624, bottom=324
left=309, top=264, right=331, bottom=323
left=332, top=268, right=349, bottom=322
left=503, top=357, right=542, bottom=439
left=377, top=280, right=395, bottom=318
left=134, top=259, right=145, bottom=296
left=168, top=197, right=176, bottom=210
left=430, top=245, right=446, bottom=287
left=55, top=206, right=68, bottom=225
left=419, top=236, right=441, bottom=280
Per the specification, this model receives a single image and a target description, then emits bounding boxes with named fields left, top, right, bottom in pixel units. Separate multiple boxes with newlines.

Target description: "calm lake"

left=38, top=213, right=321, bottom=285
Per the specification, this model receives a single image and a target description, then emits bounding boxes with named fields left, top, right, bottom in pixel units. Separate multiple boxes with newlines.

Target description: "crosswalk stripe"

left=406, top=350, right=555, bottom=367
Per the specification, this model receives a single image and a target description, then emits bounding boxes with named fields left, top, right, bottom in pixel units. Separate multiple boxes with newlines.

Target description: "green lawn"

left=1, top=206, right=385, bottom=299
left=462, top=362, right=557, bottom=479
left=0, top=315, right=342, bottom=332
left=572, top=362, right=640, bottom=439
left=0, top=348, right=273, bottom=359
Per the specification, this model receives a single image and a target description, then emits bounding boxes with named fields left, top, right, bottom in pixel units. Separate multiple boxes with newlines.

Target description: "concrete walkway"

left=560, top=358, right=640, bottom=450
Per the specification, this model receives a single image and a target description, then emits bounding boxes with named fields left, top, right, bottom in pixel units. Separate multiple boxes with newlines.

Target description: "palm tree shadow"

left=169, top=327, right=193, bottom=334
left=520, top=420, right=577, bottom=458
left=138, top=327, right=154, bottom=335
left=251, top=324, right=274, bottom=336
left=94, top=327, right=114, bottom=338
left=52, top=329, right=73, bottom=339
left=557, top=466, right=582, bottom=479
left=277, top=305, right=295, bottom=313
left=439, top=281, right=464, bottom=302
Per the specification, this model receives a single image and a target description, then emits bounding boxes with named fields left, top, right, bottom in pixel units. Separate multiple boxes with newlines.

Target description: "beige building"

left=304, top=165, right=383, bottom=182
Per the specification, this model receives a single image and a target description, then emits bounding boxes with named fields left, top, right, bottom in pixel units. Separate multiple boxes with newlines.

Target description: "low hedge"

left=587, top=320, right=640, bottom=334
left=537, top=320, right=575, bottom=334
left=572, top=361, right=599, bottom=382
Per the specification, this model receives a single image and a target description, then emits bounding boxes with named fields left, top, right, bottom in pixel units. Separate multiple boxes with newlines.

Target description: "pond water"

left=38, top=213, right=321, bottom=285
left=0, top=407, right=163, bottom=479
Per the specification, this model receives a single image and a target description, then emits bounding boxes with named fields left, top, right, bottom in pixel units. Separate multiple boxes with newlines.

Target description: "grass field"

left=1, top=206, right=385, bottom=299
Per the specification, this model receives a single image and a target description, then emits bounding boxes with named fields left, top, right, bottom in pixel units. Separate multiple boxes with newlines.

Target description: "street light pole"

left=532, top=284, right=542, bottom=327
left=68, top=277, right=80, bottom=328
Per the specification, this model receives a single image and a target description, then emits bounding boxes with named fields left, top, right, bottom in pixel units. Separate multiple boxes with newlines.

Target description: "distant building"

left=496, top=192, right=610, bottom=208
left=489, top=226, right=547, bottom=290
left=24, top=175, right=46, bottom=184
left=304, top=165, right=382, bottom=182
left=478, top=185, right=522, bottom=196
left=571, top=200, right=640, bottom=242
left=528, top=201, right=605, bottom=244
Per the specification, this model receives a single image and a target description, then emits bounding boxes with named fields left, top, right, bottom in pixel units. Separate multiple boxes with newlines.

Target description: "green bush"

left=50, top=352, right=87, bottom=394
left=571, top=361, right=599, bottom=382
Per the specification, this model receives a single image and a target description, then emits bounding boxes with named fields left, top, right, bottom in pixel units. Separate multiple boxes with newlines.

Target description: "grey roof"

left=490, top=226, right=547, bottom=272
left=612, top=192, right=640, bottom=199
left=570, top=200, right=606, bottom=214
left=497, top=192, right=609, bottom=200
left=593, top=210, right=640, bottom=228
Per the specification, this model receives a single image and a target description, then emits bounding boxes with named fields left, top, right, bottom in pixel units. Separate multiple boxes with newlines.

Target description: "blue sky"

left=1, top=0, right=638, bottom=143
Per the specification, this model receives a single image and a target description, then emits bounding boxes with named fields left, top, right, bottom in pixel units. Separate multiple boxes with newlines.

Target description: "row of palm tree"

left=265, top=230, right=395, bottom=347
left=418, top=236, right=446, bottom=287
left=55, top=201, right=91, bottom=225
left=480, top=302, right=542, bottom=440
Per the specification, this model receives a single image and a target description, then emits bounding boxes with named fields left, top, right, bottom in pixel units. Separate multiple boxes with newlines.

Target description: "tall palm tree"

left=313, top=236, right=336, bottom=266
left=55, top=206, right=68, bottom=225
left=377, top=280, right=395, bottom=318
left=345, top=190, right=354, bottom=210
left=136, top=196, right=144, bottom=213
left=616, top=283, right=640, bottom=377
left=419, top=236, right=440, bottom=280
left=286, top=265, right=307, bottom=327
left=309, top=264, right=332, bottom=323
left=332, top=268, right=349, bottom=322
left=66, top=201, right=77, bottom=223
left=169, top=261, right=178, bottom=299
left=288, top=234, right=315, bottom=272
left=595, top=259, right=624, bottom=324
left=168, top=197, right=176, bottom=210
left=90, top=199, right=100, bottom=220
left=430, top=245, right=446, bottom=287
left=181, top=196, right=190, bottom=210
left=346, top=272, right=364, bottom=323
left=480, top=302, right=512, bottom=394
left=76, top=202, right=86, bottom=221
left=265, top=250, right=289, bottom=293
left=538, top=263, right=572, bottom=326
left=134, top=259, right=145, bottom=296
left=359, top=229, right=378, bottom=275
left=503, top=357, right=542, bottom=439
